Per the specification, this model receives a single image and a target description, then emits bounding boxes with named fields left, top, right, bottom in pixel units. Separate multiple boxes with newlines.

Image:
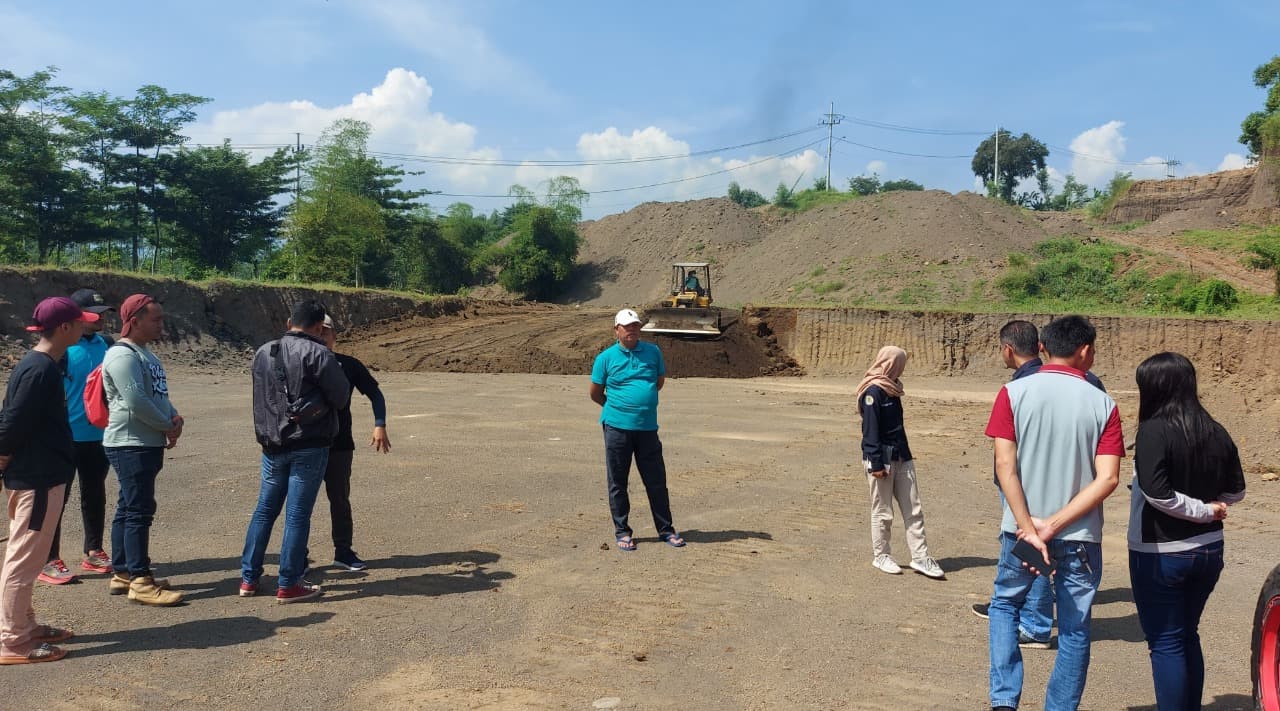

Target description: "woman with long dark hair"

left=1128, top=352, right=1246, bottom=710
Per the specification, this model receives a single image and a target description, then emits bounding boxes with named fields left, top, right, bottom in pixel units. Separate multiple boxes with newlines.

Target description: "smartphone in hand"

left=1011, top=538, right=1055, bottom=575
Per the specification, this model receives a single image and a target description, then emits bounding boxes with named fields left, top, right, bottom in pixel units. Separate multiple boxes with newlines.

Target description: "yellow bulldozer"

left=641, top=262, right=732, bottom=337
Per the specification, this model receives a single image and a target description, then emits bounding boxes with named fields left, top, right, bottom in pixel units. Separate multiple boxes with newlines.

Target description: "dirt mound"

left=339, top=302, right=800, bottom=378
left=1107, top=163, right=1280, bottom=226
left=570, top=190, right=1059, bottom=308
left=0, top=267, right=449, bottom=373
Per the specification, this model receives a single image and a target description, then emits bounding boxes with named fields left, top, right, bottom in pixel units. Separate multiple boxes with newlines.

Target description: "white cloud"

left=1218, top=153, right=1250, bottom=171
left=189, top=70, right=825, bottom=218
left=353, top=0, right=555, bottom=103
left=1066, top=120, right=1165, bottom=187
left=864, top=160, right=888, bottom=176
left=191, top=68, right=498, bottom=188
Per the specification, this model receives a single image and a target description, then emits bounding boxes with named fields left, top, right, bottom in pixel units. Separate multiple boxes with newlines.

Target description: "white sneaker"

left=872, top=554, right=903, bottom=575
left=910, top=556, right=946, bottom=579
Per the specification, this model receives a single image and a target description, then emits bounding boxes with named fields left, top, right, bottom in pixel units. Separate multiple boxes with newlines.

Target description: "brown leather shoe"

left=109, top=573, right=171, bottom=596
left=127, top=576, right=183, bottom=606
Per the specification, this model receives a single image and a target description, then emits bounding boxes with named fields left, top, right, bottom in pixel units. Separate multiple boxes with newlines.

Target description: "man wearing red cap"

left=0, top=296, right=99, bottom=663
left=101, top=293, right=184, bottom=606
left=38, top=288, right=117, bottom=586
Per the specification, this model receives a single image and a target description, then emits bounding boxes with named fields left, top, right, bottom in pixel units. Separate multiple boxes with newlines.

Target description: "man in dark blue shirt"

left=320, top=316, right=390, bottom=572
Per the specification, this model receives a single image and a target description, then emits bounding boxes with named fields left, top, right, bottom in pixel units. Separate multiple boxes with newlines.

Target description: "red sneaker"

left=81, top=550, right=111, bottom=573
left=275, top=582, right=322, bottom=604
left=238, top=580, right=259, bottom=598
left=38, top=560, right=75, bottom=585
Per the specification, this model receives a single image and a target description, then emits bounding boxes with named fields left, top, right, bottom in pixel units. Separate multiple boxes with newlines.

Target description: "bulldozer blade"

left=640, top=307, right=733, bottom=338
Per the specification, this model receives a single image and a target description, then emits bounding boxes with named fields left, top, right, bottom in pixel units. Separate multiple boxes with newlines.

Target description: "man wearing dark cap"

left=101, top=293, right=184, bottom=606
left=0, top=296, right=99, bottom=664
left=38, top=289, right=116, bottom=586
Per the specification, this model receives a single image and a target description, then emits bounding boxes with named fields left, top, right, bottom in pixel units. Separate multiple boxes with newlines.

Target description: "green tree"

left=115, top=85, right=211, bottom=270
left=288, top=118, right=433, bottom=287
left=1240, top=55, right=1280, bottom=158
left=881, top=178, right=924, bottom=192
left=847, top=174, right=881, bottom=196
left=726, top=181, right=767, bottom=208
left=0, top=67, right=99, bottom=263
left=498, top=205, right=581, bottom=300
left=972, top=129, right=1049, bottom=203
left=772, top=182, right=796, bottom=208
left=158, top=142, right=293, bottom=276
left=811, top=176, right=829, bottom=191
left=397, top=211, right=472, bottom=293
left=1247, top=230, right=1280, bottom=296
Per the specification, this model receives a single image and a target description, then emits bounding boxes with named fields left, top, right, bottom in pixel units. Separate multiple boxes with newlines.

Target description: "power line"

left=843, top=115, right=989, bottom=136
left=367, top=126, right=823, bottom=167
left=1044, top=143, right=1167, bottom=167
left=836, top=137, right=970, bottom=159
left=424, top=137, right=824, bottom=198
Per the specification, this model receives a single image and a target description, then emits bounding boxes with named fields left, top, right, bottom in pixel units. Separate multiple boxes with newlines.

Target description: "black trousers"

left=603, top=424, right=675, bottom=539
left=323, top=448, right=355, bottom=554
left=49, top=440, right=111, bottom=560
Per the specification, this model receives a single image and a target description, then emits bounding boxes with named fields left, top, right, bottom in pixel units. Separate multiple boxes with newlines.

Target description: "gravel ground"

left=2, top=372, right=1271, bottom=710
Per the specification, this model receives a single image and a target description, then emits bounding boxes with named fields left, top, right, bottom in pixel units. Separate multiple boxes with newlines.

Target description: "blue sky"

left=3, top=0, right=1277, bottom=218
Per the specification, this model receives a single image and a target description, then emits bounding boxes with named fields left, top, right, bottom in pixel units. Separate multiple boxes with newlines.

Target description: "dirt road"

left=4, top=372, right=1271, bottom=710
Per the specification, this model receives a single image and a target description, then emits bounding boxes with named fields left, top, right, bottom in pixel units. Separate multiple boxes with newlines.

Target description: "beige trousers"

left=1, top=484, right=65, bottom=657
left=864, top=459, right=929, bottom=561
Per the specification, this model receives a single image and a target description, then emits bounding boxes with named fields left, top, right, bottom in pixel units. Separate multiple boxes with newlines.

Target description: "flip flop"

left=660, top=533, right=686, bottom=548
left=35, top=625, right=73, bottom=643
left=616, top=536, right=637, bottom=552
left=0, top=643, right=67, bottom=665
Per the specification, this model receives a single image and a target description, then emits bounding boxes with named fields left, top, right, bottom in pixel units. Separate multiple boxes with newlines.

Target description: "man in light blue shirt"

left=589, top=309, right=684, bottom=551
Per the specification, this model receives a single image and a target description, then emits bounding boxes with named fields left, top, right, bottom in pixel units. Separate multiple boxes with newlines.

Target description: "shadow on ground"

left=67, top=612, right=335, bottom=658
left=1127, top=693, right=1253, bottom=710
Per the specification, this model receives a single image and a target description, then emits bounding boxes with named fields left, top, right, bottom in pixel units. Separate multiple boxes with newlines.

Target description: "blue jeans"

left=990, top=532, right=1102, bottom=710
left=1129, top=541, right=1224, bottom=711
left=105, top=446, right=165, bottom=578
left=603, top=425, right=674, bottom=539
left=996, top=493, right=1054, bottom=642
left=240, top=447, right=328, bottom=589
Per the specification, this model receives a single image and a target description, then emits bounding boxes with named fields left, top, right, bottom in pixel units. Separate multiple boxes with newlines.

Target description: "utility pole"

left=1165, top=158, right=1181, bottom=179
left=822, top=102, right=844, bottom=191
left=993, top=126, right=1001, bottom=198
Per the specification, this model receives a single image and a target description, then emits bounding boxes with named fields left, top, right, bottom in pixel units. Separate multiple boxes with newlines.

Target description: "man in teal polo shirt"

left=589, top=309, right=685, bottom=552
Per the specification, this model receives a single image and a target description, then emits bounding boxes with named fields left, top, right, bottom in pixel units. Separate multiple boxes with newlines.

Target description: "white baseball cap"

left=614, top=308, right=643, bottom=326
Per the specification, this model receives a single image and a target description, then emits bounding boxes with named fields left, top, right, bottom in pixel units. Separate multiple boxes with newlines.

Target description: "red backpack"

left=83, top=342, right=139, bottom=429
left=83, top=364, right=110, bottom=428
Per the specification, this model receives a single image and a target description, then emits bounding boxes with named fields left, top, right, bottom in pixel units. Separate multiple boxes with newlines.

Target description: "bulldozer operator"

left=682, top=270, right=704, bottom=296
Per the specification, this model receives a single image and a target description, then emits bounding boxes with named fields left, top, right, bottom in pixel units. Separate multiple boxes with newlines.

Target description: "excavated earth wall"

left=1106, top=157, right=1280, bottom=226
left=754, top=306, right=1278, bottom=383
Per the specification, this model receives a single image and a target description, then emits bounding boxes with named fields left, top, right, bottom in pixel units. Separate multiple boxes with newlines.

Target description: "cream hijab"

left=855, top=346, right=908, bottom=400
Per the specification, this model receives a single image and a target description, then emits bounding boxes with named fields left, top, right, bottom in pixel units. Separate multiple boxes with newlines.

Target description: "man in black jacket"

left=0, top=297, right=99, bottom=664
left=239, top=300, right=350, bottom=603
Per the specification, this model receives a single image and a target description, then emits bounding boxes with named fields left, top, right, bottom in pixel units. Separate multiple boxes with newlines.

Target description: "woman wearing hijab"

left=856, top=346, right=944, bottom=579
left=1128, top=352, right=1245, bottom=710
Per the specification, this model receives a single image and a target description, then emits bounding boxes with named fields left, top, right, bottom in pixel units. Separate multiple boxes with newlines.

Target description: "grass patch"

left=809, top=265, right=827, bottom=278
left=813, top=280, right=845, bottom=295
left=1178, top=224, right=1280, bottom=254
left=1112, top=220, right=1148, bottom=232
left=995, top=236, right=1266, bottom=316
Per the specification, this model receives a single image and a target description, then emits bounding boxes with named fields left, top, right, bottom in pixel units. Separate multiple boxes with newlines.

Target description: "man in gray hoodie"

left=102, top=293, right=183, bottom=607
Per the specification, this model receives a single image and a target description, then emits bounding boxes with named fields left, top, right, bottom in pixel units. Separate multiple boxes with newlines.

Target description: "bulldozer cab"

left=642, top=262, right=730, bottom=337
left=667, top=262, right=712, bottom=306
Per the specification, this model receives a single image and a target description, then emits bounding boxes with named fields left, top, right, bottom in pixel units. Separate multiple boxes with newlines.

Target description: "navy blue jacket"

left=859, top=384, right=912, bottom=471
